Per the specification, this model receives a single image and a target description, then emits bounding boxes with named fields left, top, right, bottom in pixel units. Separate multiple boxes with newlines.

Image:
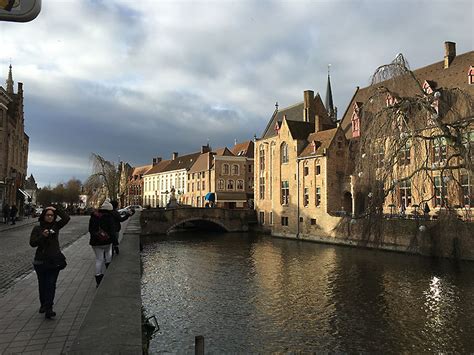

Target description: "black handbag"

left=39, top=253, right=67, bottom=270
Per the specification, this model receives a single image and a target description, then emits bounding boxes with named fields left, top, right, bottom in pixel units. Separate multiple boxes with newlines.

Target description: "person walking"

left=424, top=202, right=431, bottom=220
left=30, top=206, right=70, bottom=319
left=88, top=199, right=115, bottom=287
left=2, top=203, right=9, bottom=224
left=110, top=200, right=132, bottom=256
left=10, top=204, right=18, bottom=225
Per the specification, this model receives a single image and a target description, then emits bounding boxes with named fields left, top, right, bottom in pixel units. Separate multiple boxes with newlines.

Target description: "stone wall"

left=271, top=213, right=474, bottom=261
left=69, top=214, right=143, bottom=354
left=141, top=207, right=257, bottom=235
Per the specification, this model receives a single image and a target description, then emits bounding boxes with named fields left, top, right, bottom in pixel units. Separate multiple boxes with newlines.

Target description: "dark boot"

left=105, top=262, right=111, bottom=269
left=95, top=274, right=104, bottom=287
left=39, top=305, right=46, bottom=314
left=45, top=308, right=56, bottom=319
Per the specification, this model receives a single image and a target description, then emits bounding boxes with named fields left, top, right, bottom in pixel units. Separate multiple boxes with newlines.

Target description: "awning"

left=18, top=189, right=31, bottom=199
left=216, top=192, right=248, bottom=202
left=204, top=192, right=215, bottom=201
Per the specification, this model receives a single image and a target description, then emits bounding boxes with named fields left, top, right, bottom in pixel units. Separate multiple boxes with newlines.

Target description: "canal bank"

left=69, top=213, right=143, bottom=354
left=267, top=213, right=474, bottom=261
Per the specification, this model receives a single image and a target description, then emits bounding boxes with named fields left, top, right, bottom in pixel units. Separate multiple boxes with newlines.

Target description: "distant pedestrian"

left=10, top=204, right=18, bottom=225
left=88, top=199, right=115, bottom=287
left=399, top=204, right=406, bottom=218
left=424, top=203, right=431, bottom=219
left=30, top=206, right=70, bottom=319
left=110, top=200, right=132, bottom=255
left=2, top=203, right=9, bottom=224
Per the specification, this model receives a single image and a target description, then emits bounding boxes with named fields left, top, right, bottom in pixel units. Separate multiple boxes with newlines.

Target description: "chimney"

left=152, top=157, right=162, bottom=166
left=303, top=90, right=315, bottom=124
left=315, top=114, right=322, bottom=133
left=201, top=145, right=211, bottom=153
left=172, top=152, right=178, bottom=160
left=444, top=41, right=456, bottom=69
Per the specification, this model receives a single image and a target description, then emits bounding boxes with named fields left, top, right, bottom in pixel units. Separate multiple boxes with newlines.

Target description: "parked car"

left=127, top=205, right=143, bottom=211
left=118, top=208, right=132, bottom=217
left=34, top=207, right=43, bottom=217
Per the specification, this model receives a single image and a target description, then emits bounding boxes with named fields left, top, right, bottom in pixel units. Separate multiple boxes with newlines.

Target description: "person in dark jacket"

left=110, top=200, right=132, bottom=255
left=30, top=206, right=70, bottom=319
left=10, top=204, right=18, bottom=225
left=88, top=199, right=115, bottom=287
left=2, top=203, right=9, bottom=224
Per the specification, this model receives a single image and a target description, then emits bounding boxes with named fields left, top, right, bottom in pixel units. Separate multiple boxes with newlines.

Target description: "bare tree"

left=354, top=53, right=474, bottom=215
left=85, top=153, right=120, bottom=202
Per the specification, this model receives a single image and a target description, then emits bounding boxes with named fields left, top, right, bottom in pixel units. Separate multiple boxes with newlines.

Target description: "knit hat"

left=100, top=199, right=113, bottom=211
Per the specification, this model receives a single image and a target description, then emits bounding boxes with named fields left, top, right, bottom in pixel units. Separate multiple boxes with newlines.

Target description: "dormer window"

left=422, top=80, right=434, bottom=94
left=385, top=93, right=398, bottom=107
left=469, top=66, right=474, bottom=85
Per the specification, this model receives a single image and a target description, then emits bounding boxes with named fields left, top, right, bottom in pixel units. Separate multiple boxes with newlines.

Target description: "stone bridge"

left=140, top=207, right=258, bottom=235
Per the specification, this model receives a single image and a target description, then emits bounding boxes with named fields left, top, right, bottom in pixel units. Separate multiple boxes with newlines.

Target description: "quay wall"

left=69, top=213, right=143, bottom=354
left=269, top=214, right=474, bottom=261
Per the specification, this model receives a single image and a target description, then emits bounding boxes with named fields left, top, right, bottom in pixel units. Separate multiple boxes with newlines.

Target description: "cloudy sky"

left=0, top=0, right=472, bottom=187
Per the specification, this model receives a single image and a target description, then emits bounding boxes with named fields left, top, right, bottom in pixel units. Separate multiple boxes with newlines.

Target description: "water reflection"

left=141, top=232, right=474, bottom=353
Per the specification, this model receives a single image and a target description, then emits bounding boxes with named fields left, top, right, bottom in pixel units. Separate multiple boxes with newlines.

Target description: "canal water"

left=141, top=232, right=474, bottom=353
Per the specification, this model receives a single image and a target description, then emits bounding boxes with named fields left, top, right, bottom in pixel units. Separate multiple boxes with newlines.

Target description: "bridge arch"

left=141, top=207, right=257, bottom=235
left=166, top=217, right=230, bottom=234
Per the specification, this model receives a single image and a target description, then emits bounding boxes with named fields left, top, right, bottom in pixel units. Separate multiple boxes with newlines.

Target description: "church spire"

left=325, top=64, right=337, bottom=122
left=6, top=64, right=14, bottom=94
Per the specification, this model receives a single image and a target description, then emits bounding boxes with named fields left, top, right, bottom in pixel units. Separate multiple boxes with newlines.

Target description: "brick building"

left=340, top=42, right=474, bottom=219
left=186, top=141, right=254, bottom=208
left=0, top=65, right=29, bottom=212
left=254, top=86, right=346, bottom=237
left=126, top=164, right=152, bottom=207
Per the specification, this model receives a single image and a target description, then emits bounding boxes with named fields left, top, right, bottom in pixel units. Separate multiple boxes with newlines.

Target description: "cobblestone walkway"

left=0, top=232, right=97, bottom=354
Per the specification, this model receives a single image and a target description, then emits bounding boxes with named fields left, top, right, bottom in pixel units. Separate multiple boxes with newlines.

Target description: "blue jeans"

left=34, top=266, right=60, bottom=309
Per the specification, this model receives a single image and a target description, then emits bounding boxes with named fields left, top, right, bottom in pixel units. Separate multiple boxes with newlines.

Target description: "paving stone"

left=26, top=337, right=49, bottom=345
left=4, top=346, right=26, bottom=353
left=23, top=343, right=45, bottom=352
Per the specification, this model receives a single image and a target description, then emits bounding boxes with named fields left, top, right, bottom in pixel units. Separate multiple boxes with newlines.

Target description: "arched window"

left=237, top=179, right=244, bottom=190
left=227, top=179, right=235, bottom=190
left=281, top=142, right=289, bottom=164
left=259, top=145, right=265, bottom=170
left=218, top=179, right=225, bottom=190
left=222, top=164, right=230, bottom=175
left=232, top=164, right=239, bottom=175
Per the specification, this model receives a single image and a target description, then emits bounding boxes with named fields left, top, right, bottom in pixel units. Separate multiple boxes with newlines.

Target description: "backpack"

left=92, top=212, right=111, bottom=243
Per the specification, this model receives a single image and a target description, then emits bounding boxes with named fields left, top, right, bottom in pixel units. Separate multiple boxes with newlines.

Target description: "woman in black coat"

left=88, top=199, right=115, bottom=287
left=30, top=206, right=70, bottom=319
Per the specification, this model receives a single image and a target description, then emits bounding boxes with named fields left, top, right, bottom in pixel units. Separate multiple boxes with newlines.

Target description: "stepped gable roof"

left=299, top=128, right=338, bottom=158
left=261, top=93, right=331, bottom=139
left=230, top=140, right=254, bottom=158
left=340, top=50, right=474, bottom=139
left=132, top=164, right=152, bottom=177
left=214, top=147, right=226, bottom=155
left=25, top=174, right=37, bottom=189
left=286, top=120, right=314, bottom=140
left=189, top=152, right=212, bottom=173
left=163, top=151, right=201, bottom=172
left=144, top=160, right=171, bottom=175
left=129, top=164, right=152, bottom=185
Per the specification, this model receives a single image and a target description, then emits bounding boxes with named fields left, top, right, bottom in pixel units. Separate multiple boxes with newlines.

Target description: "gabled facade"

left=0, top=65, right=29, bottom=212
left=254, top=89, right=347, bottom=237
left=126, top=164, right=152, bottom=207
left=143, top=158, right=170, bottom=208
left=340, top=42, right=474, bottom=217
left=184, top=141, right=255, bottom=208
left=144, top=151, right=201, bottom=207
